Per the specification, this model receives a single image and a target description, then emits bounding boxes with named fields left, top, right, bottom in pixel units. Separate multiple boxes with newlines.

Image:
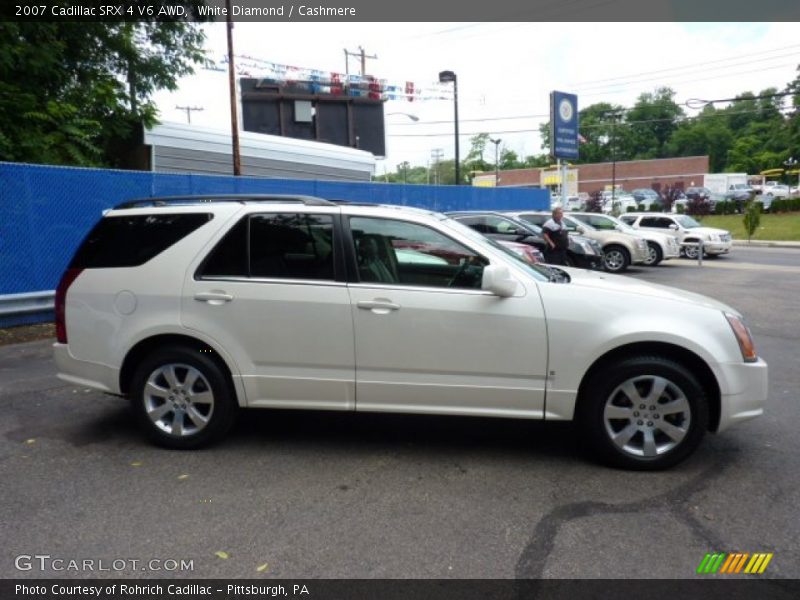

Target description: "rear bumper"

left=53, top=343, right=120, bottom=394
left=715, top=358, right=768, bottom=432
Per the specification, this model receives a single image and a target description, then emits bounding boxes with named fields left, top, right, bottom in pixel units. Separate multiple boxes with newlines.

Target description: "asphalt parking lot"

left=1, top=246, right=798, bottom=580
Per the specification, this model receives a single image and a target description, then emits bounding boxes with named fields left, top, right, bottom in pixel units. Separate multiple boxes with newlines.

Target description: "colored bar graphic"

left=720, top=554, right=737, bottom=574
left=698, top=552, right=773, bottom=575
left=758, top=554, right=774, bottom=573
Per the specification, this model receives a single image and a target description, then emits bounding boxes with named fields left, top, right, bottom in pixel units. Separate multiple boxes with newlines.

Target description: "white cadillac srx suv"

left=54, top=195, right=767, bottom=470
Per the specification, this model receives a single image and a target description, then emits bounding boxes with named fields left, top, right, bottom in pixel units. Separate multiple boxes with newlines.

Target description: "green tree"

left=668, top=106, right=733, bottom=172
left=622, top=87, right=684, bottom=159
left=0, top=18, right=207, bottom=167
left=743, top=201, right=761, bottom=242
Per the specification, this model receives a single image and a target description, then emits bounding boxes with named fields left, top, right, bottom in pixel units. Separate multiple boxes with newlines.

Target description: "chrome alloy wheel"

left=143, top=364, right=215, bottom=437
left=604, top=249, right=626, bottom=272
left=644, top=244, right=659, bottom=265
left=602, top=375, right=691, bottom=458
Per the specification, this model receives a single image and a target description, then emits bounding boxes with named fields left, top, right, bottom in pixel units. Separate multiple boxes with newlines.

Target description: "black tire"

left=129, top=345, right=238, bottom=449
left=643, top=242, right=663, bottom=266
left=602, top=245, right=630, bottom=273
left=576, top=356, right=708, bottom=470
left=683, top=239, right=701, bottom=259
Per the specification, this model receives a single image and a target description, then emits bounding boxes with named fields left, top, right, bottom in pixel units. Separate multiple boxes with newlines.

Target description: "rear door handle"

left=194, top=292, right=233, bottom=305
left=357, top=300, right=400, bottom=314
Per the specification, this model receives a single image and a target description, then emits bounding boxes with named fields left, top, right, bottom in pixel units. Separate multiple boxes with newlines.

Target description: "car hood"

left=556, top=267, right=736, bottom=314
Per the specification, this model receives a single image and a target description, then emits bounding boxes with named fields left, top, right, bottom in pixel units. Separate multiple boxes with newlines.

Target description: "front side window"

left=485, top=215, right=521, bottom=234
left=517, top=213, right=547, bottom=227
left=349, top=217, right=487, bottom=289
left=199, top=213, right=335, bottom=280
left=585, top=215, right=615, bottom=230
left=640, top=217, right=670, bottom=229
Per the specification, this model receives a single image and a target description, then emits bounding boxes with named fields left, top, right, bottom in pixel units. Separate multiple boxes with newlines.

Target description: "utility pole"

left=175, top=105, right=204, bottom=124
left=344, top=46, right=377, bottom=76
left=225, top=0, right=241, bottom=176
left=431, top=148, right=444, bottom=185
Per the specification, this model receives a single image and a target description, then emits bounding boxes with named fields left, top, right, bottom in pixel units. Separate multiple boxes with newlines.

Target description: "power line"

left=567, top=43, right=800, bottom=88
left=572, top=53, right=800, bottom=93
left=387, top=106, right=793, bottom=138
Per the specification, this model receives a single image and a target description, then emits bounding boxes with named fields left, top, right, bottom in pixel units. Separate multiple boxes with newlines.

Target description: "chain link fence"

left=0, top=162, right=547, bottom=326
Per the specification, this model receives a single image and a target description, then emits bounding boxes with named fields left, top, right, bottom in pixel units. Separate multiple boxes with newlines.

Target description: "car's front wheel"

left=130, top=345, right=238, bottom=449
left=643, top=242, right=663, bottom=266
left=577, top=356, right=708, bottom=470
left=683, top=239, right=703, bottom=259
left=602, top=245, right=630, bottom=273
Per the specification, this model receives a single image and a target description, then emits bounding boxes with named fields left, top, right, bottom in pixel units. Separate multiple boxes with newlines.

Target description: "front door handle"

left=194, top=291, right=234, bottom=305
left=357, top=299, right=400, bottom=314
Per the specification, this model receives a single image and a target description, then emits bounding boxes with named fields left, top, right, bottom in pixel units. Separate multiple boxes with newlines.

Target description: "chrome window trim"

left=198, top=276, right=346, bottom=288
left=347, top=282, right=494, bottom=296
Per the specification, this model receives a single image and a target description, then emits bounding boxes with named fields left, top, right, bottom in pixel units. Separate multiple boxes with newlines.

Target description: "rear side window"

left=199, top=213, right=335, bottom=281
left=70, top=213, right=212, bottom=268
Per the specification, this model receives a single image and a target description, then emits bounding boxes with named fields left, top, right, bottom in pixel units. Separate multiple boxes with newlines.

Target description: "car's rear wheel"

left=130, top=345, right=237, bottom=449
left=643, top=242, right=663, bottom=266
left=603, top=245, right=630, bottom=273
left=577, top=356, right=708, bottom=470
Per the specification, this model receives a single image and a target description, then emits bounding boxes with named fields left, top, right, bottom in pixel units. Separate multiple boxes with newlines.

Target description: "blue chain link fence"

left=0, top=161, right=547, bottom=326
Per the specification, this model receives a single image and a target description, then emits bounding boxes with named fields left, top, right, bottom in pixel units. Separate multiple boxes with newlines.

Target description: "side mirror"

left=576, top=225, right=586, bottom=234
left=669, top=223, right=678, bottom=230
left=481, top=264, right=518, bottom=297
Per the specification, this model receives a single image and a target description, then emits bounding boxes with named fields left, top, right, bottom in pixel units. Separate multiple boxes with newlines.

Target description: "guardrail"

left=0, top=291, right=55, bottom=318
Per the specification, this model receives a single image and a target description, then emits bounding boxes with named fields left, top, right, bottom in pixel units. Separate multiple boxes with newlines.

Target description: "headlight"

left=579, top=241, right=595, bottom=255
left=725, top=313, right=758, bottom=362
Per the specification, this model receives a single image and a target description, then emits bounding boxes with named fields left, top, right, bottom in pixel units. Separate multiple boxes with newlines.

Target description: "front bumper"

left=715, top=357, right=768, bottom=432
left=704, top=241, right=733, bottom=255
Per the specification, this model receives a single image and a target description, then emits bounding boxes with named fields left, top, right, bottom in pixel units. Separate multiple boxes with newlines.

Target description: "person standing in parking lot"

left=542, top=207, right=569, bottom=265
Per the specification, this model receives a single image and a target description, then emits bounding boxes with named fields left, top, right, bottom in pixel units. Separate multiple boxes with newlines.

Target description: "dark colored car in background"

left=685, top=186, right=712, bottom=201
left=631, top=188, right=663, bottom=209
left=446, top=211, right=604, bottom=269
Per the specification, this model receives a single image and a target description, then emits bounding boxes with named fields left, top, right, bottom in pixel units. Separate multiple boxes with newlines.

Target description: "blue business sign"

left=550, top=91, right=579, bottom=160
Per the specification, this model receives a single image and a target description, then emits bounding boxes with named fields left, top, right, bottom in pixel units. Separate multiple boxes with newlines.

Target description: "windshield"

left=564, top=216, right=596, bottom=231
left=442, top=217, right=550, bottom=282
left=596, top=214, right=636, bottom=232
left=675, top=215, right=701, bottom=229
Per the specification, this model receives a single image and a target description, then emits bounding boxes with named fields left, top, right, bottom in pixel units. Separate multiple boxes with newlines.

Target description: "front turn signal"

left=725, top=313, right=758, bottom=363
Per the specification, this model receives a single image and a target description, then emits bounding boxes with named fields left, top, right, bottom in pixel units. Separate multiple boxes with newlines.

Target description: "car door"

left=345, top=215, right=548, bottom=418
left=182, top=210, right=355, bottom=410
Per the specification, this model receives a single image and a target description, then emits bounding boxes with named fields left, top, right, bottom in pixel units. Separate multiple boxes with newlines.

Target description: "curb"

left=732, top=240, right=800, bottom=249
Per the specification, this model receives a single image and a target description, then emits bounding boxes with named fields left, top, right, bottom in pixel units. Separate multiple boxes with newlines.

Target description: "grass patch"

left=697, top=212, right=800, bottom=241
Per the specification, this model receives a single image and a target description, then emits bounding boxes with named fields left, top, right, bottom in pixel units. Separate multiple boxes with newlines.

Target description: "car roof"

left=115, top=194, right=337, bottom=209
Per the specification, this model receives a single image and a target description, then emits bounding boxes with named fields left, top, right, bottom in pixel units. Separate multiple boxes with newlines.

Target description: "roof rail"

left=114, top=194, right=335, bottom=209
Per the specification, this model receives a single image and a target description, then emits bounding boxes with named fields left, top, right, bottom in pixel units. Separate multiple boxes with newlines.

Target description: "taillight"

left=55, top=268, right=83, bottom=344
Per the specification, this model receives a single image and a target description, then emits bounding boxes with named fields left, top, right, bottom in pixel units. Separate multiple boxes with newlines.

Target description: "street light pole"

left=490, top=138, right=501, bottom=186
left=439, top=70, right=459, bottom=185
left=785, top=157, right=799, bottom=191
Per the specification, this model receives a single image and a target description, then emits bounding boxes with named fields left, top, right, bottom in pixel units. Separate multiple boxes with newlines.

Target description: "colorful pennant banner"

left=205, top=55, right=454, bottom=102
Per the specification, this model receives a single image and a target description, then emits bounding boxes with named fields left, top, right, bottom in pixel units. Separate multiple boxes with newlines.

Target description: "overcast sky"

left=154, top=22, right=799, bottom=174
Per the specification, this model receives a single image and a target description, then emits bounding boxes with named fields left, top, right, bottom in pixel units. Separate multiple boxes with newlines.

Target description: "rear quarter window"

left=70, top=213, right=212, bottom=268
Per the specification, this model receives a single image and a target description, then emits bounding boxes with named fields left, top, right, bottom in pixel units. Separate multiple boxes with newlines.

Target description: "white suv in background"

left=619, top=213, right=733, bottom=259
left=54, top=195, right=766, bottom=470
left=568, top=212, right=681, bottom=266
